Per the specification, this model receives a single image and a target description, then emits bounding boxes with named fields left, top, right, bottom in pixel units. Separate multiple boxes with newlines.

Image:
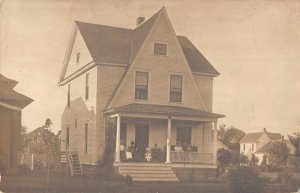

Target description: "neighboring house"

left=239, top=128, right=291, bottom=164
left=217, top=138, right=232, bottom=152
left=58, top=7, right=224, bottom=180
left=22, top=127, right=60, bottom=170
left=0, top=74, right=33, bottom=173
left=255, top=140, right=297, bottom=165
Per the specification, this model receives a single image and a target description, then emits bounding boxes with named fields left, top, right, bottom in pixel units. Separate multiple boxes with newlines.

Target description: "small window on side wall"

left=154, top=43, right=167, bottom=55
left=170, top=75, right=182, bottom=102
left=135, top=71, right=148, bottom=100
left=76, top=52, right=80, bottom=64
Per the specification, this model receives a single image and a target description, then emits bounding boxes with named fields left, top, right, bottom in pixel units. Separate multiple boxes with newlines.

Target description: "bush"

left=18, top=164, right=30, bottom=175
left=124, top=175, right=133, bottom=185
left=228, top=166, right=264, bottom=193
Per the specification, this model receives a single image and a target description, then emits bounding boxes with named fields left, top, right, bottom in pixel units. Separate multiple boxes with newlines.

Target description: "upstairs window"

left=84, top=123, right=88, bottom=153
left=67, top=84, right=71, bottom=107
left=154, top=43, right=167, bottom=55
left=76, top=52, right=80, bottom=64
left=66, top=127, right=70, bottom=147
left=85, top=73, right=89, bottom=100
left=170, top=75, right=182, bottom=102
left=135, top=71, right=148, bottom=100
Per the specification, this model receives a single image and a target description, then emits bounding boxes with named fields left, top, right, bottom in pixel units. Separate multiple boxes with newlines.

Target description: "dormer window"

left=76, top=52, right=80, bottom=64
left=154, top=43, right=167, bottom=55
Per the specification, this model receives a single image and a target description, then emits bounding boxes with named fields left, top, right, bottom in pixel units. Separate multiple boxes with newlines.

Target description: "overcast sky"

left=1, top=0, right=300, bottom=135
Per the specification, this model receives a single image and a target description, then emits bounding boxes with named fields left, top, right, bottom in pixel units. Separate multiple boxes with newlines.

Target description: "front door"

left=135, top=123, right=149, bottom=155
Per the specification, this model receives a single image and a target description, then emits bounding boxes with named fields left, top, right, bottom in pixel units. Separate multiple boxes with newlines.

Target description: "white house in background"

left=239, top=128, right=296, bottom=164
left=58, top=7, right=225, bottom=181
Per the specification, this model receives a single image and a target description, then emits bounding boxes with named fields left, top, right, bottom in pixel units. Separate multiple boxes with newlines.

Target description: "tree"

left=228, top=166, right=264, bottom=193
left=44, top=118, right=52, bottom=129
left=267, top=141, right=290, bottom=167
left=217, top=148, right=232, bottom=177
left=288, top=131, right=300, bottom=147
left=218, top=124, right=245, bottom=151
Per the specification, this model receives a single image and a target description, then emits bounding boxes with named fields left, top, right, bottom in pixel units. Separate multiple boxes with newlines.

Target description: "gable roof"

left=103, top=103, right=225, bottom=118
left=256, top=140, right=296, bottom=154
left=240, top=131, right=282, bottom=143
left=67, top=8, right=219, bottom=80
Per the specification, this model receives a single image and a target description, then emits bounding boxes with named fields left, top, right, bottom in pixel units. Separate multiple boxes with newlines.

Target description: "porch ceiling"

left=103, top=103, right=225, bottom=119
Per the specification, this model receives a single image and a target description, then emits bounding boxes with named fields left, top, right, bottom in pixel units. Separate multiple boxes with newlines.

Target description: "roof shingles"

left=103, top=103, right=224, bottom=118
left=75, top=8, right=219, bottom=76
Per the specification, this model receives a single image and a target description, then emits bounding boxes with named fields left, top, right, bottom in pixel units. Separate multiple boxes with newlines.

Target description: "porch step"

left=132, top=177, right=178, bottom=182
left=118, top=163, right=178, bottom=182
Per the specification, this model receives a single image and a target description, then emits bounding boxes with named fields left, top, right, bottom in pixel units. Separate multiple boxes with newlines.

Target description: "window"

left=67, top=84, right=71, bottom=107
left=74, top=119, right=77, bottom=128
left=176, top=127, right=192, bottom=146
left=76, top=52, right=80, bottom=64
left=135, top=71, right=148, bottom=100
left=252, top=144, right=255, bottom=151
left=85, top=73, right=89, bottom=100
left=154, top=43, right=167, bottom=55
left=66, top=127, right=70, bottom=147
left=170, top=75, right=182, bottom=102
left=243, top=144, right=246, bottom=151
left=84, top=123, right=88, bottom=153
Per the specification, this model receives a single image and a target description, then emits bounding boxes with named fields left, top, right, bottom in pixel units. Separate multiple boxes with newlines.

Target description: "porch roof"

left=103, top=103, right=225, bottom=119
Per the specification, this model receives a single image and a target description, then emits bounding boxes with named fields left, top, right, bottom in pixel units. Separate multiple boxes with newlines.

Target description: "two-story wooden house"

left=58, top=7, right=224, bottom=181
left=0, top=74, right=33, bottom=173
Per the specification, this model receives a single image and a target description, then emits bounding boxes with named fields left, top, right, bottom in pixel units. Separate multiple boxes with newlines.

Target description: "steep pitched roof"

left=240, top=131, right=282, bottom=143
left=72, top=8, right=219, bottom=77
left=256, top=140, right=296, bottom=154
left=103, top=103, right=225, bottom=118
left=239, top=132, right=262, bottom=143
left=177, top=36, right=219, bottom=75
left=76, top=21, right=131, bottom=64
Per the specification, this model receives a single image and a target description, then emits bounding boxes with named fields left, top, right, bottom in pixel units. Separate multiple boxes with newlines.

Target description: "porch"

left=103, top=103, right=224, bottom=166
left=113, top=162, right=217, bottom=182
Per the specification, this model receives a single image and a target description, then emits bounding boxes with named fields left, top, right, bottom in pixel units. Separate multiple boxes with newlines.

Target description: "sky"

left=1, top=0, right=300, bottom=135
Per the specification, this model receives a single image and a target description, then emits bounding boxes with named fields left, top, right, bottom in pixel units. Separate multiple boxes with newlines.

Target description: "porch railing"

left=170, top=151, right=213, bottom=164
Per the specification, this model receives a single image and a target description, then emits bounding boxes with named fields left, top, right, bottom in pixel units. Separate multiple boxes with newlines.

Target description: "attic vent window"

left=154, top=43, right=167, bottom=55
left=76, top=52, right=80, bottom=64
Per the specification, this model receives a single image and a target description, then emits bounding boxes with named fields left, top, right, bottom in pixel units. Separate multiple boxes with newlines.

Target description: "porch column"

left=115, top=114, right=121, bottom=163
left=166, top=117, right=171, bottom=163
left=213, top=121, right=218, bottom=164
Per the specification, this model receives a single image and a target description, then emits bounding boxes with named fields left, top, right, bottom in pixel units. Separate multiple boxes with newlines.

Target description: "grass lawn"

left=0, top=171, right=298, bottom=193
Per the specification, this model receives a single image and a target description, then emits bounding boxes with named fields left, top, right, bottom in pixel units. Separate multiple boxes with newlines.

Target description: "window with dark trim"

left=76, top=52, right=80, bottom=64
left=66, top=127, right=70, bottom=147
left=176, top=127, right=192, bottom=146
left=67, top=84, right=71, bottom=107
left=135, top=71, right=148, bottom=100
left=154, top=43, right=167, bottom=55
left=85, top=73, right=89, bottom=100
left=170, top=75, right=182, bottom=102
left=84, top=123, right=88, bottom=153
left=74, top=119, right=77, bottom=128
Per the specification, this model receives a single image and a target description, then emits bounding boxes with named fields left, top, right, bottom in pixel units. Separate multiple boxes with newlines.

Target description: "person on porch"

left=128, top=141, right=139, bottom=161
left=175, top=141, right=183, bottom=152
left=145, top=148, right=152, bottom=162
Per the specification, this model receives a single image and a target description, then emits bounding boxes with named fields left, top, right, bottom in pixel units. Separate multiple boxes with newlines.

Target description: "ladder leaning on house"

left=60, top=140, right=82, bottom=176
